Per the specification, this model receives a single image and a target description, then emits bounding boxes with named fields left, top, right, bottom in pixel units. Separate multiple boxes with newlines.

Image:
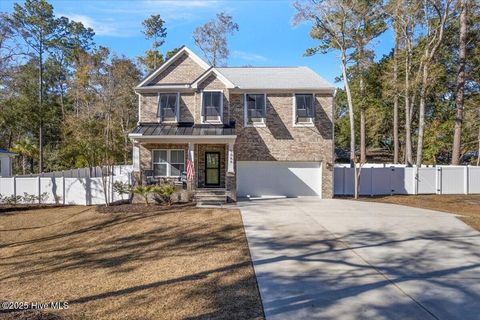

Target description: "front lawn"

left=362, top=194, right=480, bottom=231
left=0, top=205, right=264, bottom=320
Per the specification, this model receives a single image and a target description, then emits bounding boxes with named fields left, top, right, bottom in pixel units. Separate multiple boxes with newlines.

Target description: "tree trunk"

left=393, top=31, right=399, bottom=164
left=416, top=62, right=429, bottom=166
left=477, top=108, right=480, bottom=166
left=360, top=76, right=366, bottom=163
left=22, top=155, right=27, bottom=175
left=38, top=39, right=44, bottom=173
left=341, top=51, right=358, bottom=198
left=452, top=0, right=467, bottom=165
left=404, top=43, right=413, bottom=166
left=59, top=83, right=66, bottom=120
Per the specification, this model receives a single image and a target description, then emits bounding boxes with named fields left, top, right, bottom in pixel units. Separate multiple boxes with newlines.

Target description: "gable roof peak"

left=136, top=46, right=210, bottom=88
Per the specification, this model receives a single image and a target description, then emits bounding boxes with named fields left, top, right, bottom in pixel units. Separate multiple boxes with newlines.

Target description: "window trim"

left=244, top=93, right=267, bottom=127
left=201, top=90, right=224, bottom=124
left=151, top=149, right=185, bottom=177
left=292, top=93, right=315, bottom=127
left=157, top=92, right=180, bottom=123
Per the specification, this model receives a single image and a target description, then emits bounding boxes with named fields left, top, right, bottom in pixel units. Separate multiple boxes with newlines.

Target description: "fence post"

left=413, top=166, right=418, bottom=195
left=370, top=168, right=374, bottom=197
left=390, top=168, right=394, bottom=195
left=436, top=167, right=442, bottom=195
left=38, top=176, right=41, bottom=204
left=13, top=175, right=16, bottom=201
left=343, top=166, right=346, bottom=195
left=86, top=175, right=90, bottom=206
left=464, top=166, right=469, bottom=195
left=62, top=171, right=66, bottom=205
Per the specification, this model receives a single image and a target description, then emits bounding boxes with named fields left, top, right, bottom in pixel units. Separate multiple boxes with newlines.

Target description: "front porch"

left=129, top=123, right=237, bottom=203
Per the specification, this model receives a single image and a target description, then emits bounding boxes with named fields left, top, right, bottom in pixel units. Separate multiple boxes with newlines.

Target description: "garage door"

left=237, top=161, right=322, bottom=198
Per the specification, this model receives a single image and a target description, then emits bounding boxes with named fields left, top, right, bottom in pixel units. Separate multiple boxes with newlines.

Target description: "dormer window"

left=294, top=94, right=315, bottom=125
left=157, top=93, right=179, bottom=122
left=202, top=91, right=223, bottom=123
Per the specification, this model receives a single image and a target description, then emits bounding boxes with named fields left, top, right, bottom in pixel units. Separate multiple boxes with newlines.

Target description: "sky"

left=1, top=0, right=395, bottom=86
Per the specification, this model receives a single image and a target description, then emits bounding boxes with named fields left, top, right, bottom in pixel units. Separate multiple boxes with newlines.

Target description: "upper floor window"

left=245, top=94, right=266, bottom=126
left=294, top=94, right=315, bottom=125
left=157, top=93, right=179, bottom=122
left=202, top=91, right=223, bottom=123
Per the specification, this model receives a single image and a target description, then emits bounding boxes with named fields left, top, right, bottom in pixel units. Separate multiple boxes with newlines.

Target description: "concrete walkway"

left=239, top=198, right=480, bottom=320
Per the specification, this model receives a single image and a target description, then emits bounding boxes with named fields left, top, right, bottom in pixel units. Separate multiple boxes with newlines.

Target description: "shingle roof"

left=131, top=122, right=236, bottom=136
left=216, top=67, right=334, bottom=90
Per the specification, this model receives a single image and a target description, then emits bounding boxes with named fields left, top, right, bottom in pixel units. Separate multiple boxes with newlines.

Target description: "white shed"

left=0, top=149, right=15, bottom=177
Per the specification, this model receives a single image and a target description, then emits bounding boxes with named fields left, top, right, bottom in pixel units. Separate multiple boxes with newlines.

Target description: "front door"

left=205, top=152, right=220, bottom=186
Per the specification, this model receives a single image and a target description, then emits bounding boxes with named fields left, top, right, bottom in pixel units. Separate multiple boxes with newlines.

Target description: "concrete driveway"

left=239, top=198, right=480, bottom=320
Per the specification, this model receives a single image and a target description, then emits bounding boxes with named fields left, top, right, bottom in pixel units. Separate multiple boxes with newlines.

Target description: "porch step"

left=195, top=188, right=227, bottom=204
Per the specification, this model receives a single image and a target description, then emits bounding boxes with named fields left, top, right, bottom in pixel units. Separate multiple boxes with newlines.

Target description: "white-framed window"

left=293, top=93, right=315, bottom=126
left=157, top=93, right=179, bottom=122
left=152, top=149, right=185, bottom=177
left=244, top=93, right=266, bottom=127
left=201, top=91, right=223, bottom=123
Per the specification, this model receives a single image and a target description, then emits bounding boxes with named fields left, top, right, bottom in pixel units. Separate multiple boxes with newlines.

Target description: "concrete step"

left=194, top=189, right=227, bottom=204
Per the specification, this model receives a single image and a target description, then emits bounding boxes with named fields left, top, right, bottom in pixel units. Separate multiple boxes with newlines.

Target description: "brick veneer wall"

left=149, top=53, right=205, bottom=85
left=137, top=59, right=334, bottom=198
left=230, top=93, right=334, bottom=198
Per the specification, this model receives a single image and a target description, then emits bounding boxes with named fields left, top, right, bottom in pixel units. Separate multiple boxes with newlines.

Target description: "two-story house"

left=129, top=46, right=335, bottom=203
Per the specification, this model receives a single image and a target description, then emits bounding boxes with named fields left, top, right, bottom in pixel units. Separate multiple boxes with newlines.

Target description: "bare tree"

left=193, top=12, right=239, bottom=66
left=415, top=0, right=453, bottom=166
left=294, top=0, right=361, bottom=197
left=386, top=0, right=402, bottom=163
left=452, top=0, right=468, bottom=165
left=351, top=1, right=386, bottom=163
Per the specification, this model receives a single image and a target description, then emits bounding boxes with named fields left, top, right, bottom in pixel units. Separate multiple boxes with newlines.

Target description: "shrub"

left=113, top=181, right=132, bottom=200
left=23, top=192, right=37, bottom=204
left=39, top=192, right=49, bottom=204
left=152, top=184, right=176, bottom=206
left=132, top=185, right=155, bottom=205
left=0, top=195, right=22, bottom=205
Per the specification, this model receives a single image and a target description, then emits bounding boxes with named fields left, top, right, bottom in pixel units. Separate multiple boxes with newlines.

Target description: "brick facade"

left=136, top=60, right=334, bottom=199
left=230, top=93, right=334, bottom=198
left=149, top=53, right=205, bottom=85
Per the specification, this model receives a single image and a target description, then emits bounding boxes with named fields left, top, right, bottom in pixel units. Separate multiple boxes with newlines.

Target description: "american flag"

left=186, top=147, right=194, bottom=181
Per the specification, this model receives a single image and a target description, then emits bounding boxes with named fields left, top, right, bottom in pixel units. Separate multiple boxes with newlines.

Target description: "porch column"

left=227, top=143, right=235, bottom=173
left=132, top=142, right=140, bottom=172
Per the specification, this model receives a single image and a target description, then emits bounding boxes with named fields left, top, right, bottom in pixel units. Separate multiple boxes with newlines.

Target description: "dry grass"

left=362, top=194, right=480, bottom=231
left=0, top=206, right=264, bottom=320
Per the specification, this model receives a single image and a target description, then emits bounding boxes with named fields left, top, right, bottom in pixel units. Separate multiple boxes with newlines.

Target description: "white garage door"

left=237, top=161, right=322, bottom=198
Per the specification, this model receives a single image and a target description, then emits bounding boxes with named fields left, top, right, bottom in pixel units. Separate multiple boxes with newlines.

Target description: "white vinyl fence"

left=334, top=164, right=480, bottom=196
left=16, top=165, right=132, bottom=178
left=0, top=166, right=133, bottom=205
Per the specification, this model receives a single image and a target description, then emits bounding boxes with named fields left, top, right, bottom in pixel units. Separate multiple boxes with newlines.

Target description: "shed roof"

left=130, top=122, right=236, bottom=137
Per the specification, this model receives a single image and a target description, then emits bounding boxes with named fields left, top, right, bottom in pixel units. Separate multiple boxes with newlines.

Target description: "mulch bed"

left=0, top=204, right=64, bottom=214
left=95, top=202, right=196, bottom=214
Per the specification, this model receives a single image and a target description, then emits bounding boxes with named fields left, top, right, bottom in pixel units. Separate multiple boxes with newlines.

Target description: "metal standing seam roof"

left=131, top=123, right=236, bottom=137
left=215, top=66, right=335, bottom=90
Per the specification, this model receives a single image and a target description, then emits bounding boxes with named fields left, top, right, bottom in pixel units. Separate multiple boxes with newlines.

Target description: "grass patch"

left=0, top=206, right=264, bottom=320
left=361, top=194, right=480, bottom=231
